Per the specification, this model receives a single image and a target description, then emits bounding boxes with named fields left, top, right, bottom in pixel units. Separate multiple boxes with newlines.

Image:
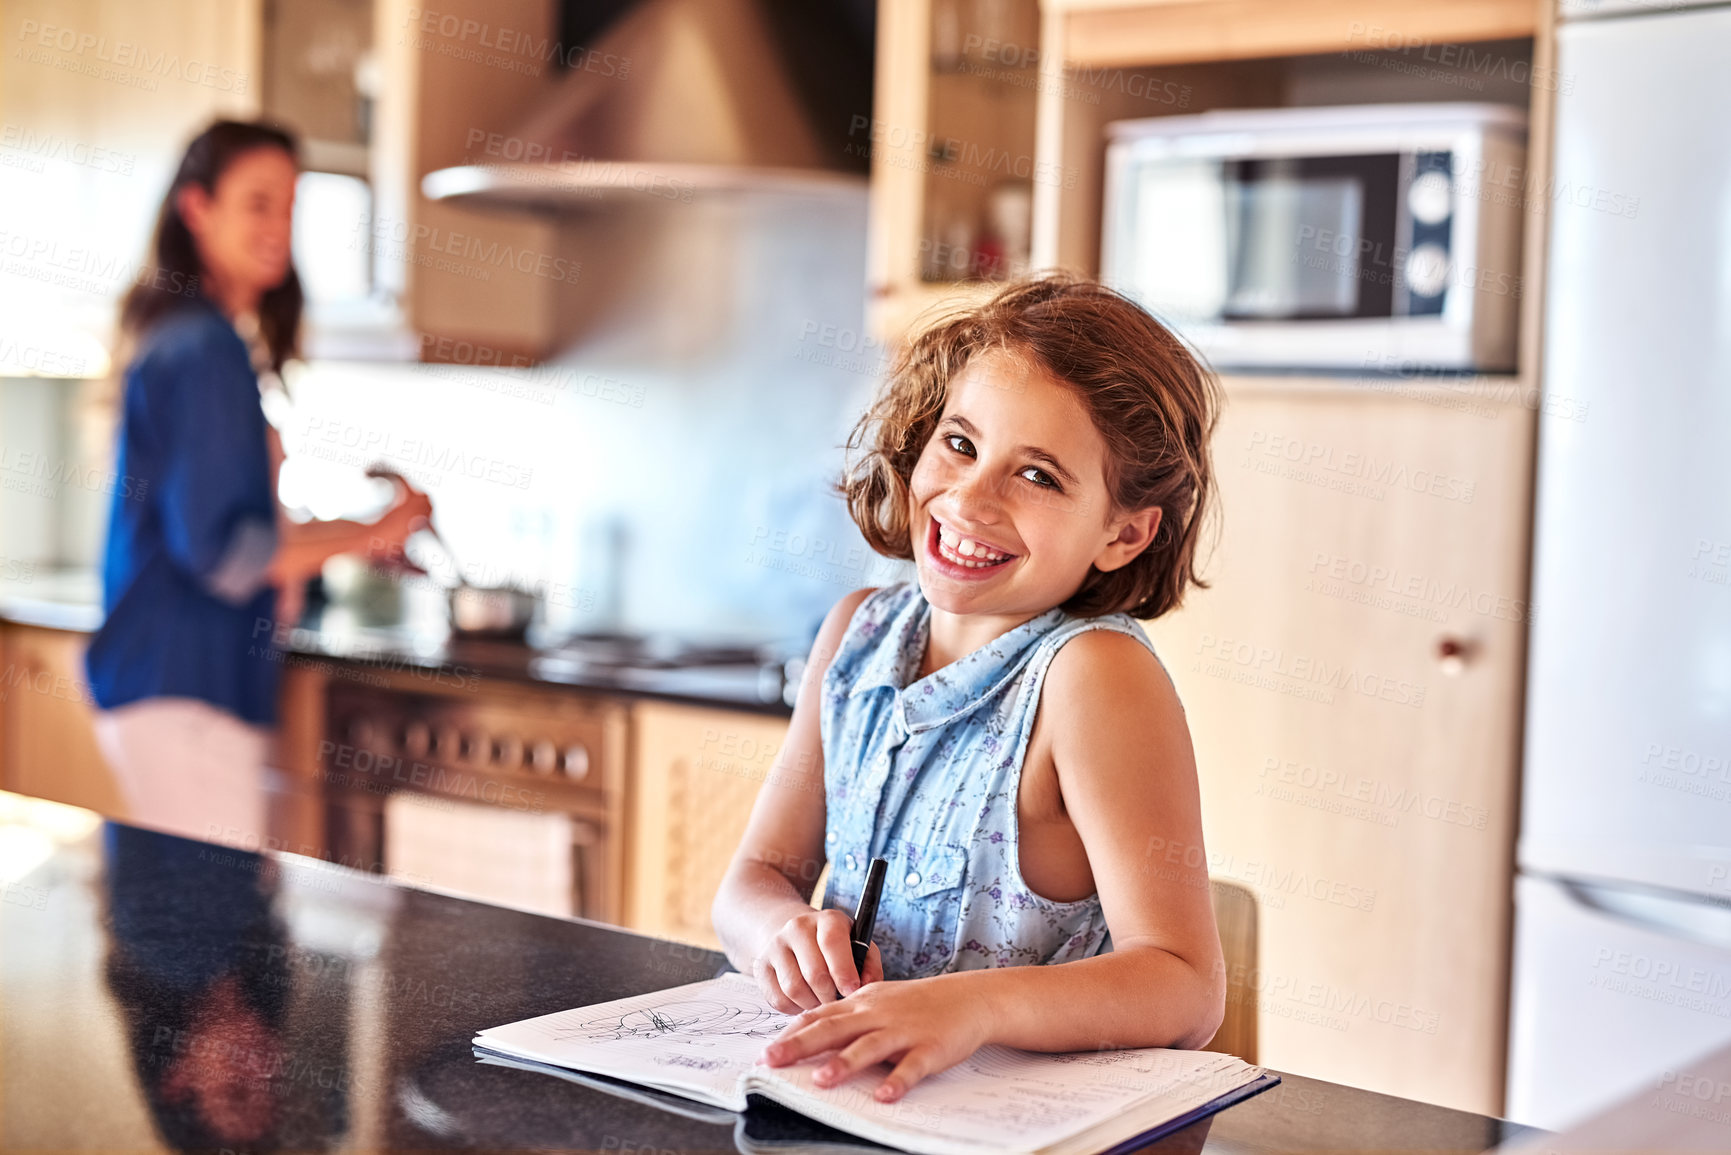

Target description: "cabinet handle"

left=1435, top=635, right=1478, bottom=675
left=562, top=743, right=591, bottom=780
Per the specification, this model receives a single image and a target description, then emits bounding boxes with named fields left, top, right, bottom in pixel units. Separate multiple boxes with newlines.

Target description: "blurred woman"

left=86, top=120, right=427, bottom=844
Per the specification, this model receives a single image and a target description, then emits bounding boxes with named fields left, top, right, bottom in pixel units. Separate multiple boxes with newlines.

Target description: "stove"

left=531, top=630, right=798, bottom=709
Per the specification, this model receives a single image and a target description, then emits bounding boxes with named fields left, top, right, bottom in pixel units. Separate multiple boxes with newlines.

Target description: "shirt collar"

left=848, top=584, right=1069, bottom=733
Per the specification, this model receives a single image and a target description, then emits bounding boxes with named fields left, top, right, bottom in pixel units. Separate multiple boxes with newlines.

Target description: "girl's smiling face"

left=907, top=347, right=1161, bottom=618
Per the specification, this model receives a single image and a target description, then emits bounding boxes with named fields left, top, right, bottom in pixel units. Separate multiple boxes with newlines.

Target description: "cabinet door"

left=1143, top=379, right=1534, bottom=1115
left=867, top=0, right=1042, bottom=342
left=0, top=625, right=120, bottom=816
left=626, top=702, right=791, bottom=949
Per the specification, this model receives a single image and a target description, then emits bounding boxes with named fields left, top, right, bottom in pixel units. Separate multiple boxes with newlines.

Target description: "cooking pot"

left=364, top=466, right=541, bottom=641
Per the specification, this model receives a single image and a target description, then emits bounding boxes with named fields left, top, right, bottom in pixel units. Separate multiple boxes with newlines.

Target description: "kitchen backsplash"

left=1, top=191, right=912, bottom=649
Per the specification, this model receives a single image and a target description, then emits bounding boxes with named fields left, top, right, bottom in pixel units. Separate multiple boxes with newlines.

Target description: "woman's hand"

left=754, top=908, right=883, bottom=1012
left=366, top=483, right=434, bottom=559
left=760, top=972, right=997, bottom=1102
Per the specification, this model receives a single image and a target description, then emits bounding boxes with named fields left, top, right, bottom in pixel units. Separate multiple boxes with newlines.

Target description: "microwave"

left=1101, top=103, right=1528, bottom=372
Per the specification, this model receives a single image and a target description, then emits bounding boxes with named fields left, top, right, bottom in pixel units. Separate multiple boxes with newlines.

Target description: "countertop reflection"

left=0, top=792, right=1541, bottom=1154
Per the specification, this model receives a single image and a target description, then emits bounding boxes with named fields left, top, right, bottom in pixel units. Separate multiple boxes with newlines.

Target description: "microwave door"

left=1221, top=154, right=1401, bottom=322
left=1125, top=158, right=1232, bottom=322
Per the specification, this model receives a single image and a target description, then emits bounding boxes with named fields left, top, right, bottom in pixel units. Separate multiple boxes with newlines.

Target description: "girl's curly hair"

left=835, top=273, right=1222, bottom=620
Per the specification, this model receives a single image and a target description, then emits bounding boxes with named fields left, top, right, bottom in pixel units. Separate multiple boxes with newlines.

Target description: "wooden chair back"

left=1203, top=877, right=1259, bottom=1063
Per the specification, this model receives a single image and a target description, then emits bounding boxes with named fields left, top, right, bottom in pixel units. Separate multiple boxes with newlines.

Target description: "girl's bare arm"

left=967, top=626, right=1226, bottom=1051
left=711, top=587, right=878, bottom=1004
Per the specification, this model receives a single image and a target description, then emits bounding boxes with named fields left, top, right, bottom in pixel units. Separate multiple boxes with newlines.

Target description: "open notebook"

left=473, top=973, right=1277, bottom=1155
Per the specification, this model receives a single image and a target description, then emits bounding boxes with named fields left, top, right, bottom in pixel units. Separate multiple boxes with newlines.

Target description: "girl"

left=712, top=274, right=1226, bottom=1104
left=86, top=121, right=429, bottom=845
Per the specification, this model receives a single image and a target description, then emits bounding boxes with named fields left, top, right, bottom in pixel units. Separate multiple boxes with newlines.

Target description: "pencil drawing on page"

left=556, top=998, right=791, bottom=1043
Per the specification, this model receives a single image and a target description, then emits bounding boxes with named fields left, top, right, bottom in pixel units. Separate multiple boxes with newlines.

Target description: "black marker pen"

left=848, top=856, right=888, bottom=986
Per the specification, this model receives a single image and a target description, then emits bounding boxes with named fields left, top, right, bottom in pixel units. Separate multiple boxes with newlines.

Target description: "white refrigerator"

left=1508, top=0, right=1731, bottom=1131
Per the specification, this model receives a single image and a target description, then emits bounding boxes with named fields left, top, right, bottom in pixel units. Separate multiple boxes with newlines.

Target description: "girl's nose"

left=949, top=471, right=1006, bottom=521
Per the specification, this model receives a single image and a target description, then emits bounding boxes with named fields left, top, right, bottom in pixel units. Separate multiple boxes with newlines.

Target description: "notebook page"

left=474, top=975, right=795, bottom=1111
left=751, top=1042, right=1256, bottom=1155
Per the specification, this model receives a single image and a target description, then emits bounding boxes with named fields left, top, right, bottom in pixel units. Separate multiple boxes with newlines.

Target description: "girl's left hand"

left=758, top=973, right=997, bottom=1102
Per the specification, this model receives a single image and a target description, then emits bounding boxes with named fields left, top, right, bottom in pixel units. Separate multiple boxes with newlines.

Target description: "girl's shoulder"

left=1042, top=609, right=1169, bottom=684
left=819, top=581, right=921, bottom=688
left=827, top=580, right=919, bottom=633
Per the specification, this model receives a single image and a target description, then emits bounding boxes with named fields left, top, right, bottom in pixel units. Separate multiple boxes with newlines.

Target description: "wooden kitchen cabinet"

left=868, top=0, right=1546, bottom=344
left=1142, top=375, right=1536, bottom=1112
left=0, top=624, right=120, bottom=817
left=868, top=0, right=1046, bottom=341
left=369, top=0, right=577, bottom=361
left=625, top=701, right=793, bottom=949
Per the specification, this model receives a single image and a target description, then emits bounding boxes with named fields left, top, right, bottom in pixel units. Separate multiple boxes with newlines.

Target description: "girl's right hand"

left=754, top=908, right=884, bottom=1013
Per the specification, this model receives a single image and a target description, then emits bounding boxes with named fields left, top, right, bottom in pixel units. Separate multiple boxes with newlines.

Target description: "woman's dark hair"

left=119, top=119, right=302, bottom=373
left=837, top=273, right=1222, bottom=620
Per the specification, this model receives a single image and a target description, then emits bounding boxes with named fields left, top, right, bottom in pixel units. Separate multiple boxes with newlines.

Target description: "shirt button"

left=905, top=870, right=921, bottom=887
left=846, top=854, right=858, bottom=870
left=825, top=831, right=836, bottom=845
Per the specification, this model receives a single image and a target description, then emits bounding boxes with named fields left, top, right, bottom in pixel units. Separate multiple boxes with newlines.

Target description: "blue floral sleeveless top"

left=818, top=580, right=1167, bottom=981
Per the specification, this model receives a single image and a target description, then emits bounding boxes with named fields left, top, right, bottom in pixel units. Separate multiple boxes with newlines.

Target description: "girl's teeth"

left=936, top=524, right=1009, bottom=568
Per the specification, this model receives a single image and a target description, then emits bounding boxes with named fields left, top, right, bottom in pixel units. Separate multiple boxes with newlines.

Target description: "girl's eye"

left=944, top=434, right=975, bottom=457
left=1021, top=467, right=1060, bottom=490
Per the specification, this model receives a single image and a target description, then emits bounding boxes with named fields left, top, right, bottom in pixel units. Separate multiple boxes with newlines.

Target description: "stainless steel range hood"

left=423, top=0, right=872, bottom=213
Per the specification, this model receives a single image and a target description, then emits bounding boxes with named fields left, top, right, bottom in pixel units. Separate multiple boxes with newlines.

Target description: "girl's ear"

left=1094, top=506, right=1162, bottom=573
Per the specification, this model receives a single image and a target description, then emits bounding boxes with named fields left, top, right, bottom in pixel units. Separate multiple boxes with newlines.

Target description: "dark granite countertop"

left=1, top=793, right=1542, bottom=1154
left=0, top=571, right=794, bottom=717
